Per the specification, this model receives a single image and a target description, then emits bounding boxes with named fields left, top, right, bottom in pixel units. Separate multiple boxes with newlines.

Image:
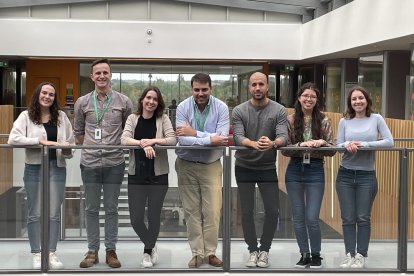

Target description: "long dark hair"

left=344, top=85, right=374, bottom=119
left=292, top=82, right=325, bottom=143
left=136, top=86, right=165, bottom=118
left=28, top=82, right=61, bottom=126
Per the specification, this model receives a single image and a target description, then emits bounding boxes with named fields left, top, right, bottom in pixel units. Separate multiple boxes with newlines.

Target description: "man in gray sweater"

left=232, top=72, right=288, bottom=268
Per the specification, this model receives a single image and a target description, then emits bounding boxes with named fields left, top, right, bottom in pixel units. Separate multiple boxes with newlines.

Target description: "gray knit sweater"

left=232, top=100, right=288, bottom=170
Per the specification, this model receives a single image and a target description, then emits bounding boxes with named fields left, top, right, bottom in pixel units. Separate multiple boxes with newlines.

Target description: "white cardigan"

left=8, top=110, right=75, bottom=167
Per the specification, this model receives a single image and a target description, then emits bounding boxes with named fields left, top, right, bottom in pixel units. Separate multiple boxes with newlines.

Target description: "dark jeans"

left=336, top=166, right=378, bottom=257
left=128, top=173, right=168, bottom=250
left=285, top=157, right=324, bottom=255
left=235, top=166, right=279, bottom=253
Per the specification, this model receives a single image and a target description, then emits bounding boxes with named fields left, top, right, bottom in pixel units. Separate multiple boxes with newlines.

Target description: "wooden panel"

left=0, top=105, right=13, bottom=195
left=26, top=59, right=80, bottom=107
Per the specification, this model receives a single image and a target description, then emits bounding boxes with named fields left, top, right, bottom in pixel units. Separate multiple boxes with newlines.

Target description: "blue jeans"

left=80, top=162, right=125, bottom=251
left=24, top=160, right=66, bottom=253
left=285, top=158, right=324, bottom=255
left=335, top=166, right=378, bottom=257
left=235, top=166, right=279, bottom=253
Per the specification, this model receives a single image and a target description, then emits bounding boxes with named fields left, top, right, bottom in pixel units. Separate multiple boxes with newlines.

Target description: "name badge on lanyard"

left=93, top=90, right=112, bottom=140
left=95, top=128, right=102, bottom=140
left=303, top=152, right=310, bottom=164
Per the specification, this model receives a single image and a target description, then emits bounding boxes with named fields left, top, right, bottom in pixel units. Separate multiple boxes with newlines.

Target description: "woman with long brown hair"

left=121, top=86, right=176, bottom=268
left=8, top=82, right=74, bottom=269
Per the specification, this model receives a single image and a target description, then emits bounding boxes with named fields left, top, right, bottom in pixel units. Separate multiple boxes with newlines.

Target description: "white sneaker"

left=339, top=252, right=354, bottom=268
left=151, top=245, right=159, bottom=265
left=257, top=251, right=270, bottom=268
left=141, top=253, right=153, bottom=268
left=351, top=253, right=365, bottom=268
left=245, top=251, right=258, bottom=267
left=32, top=253, right=41, bottom=269
left=49, top=252, right=64, bottom=269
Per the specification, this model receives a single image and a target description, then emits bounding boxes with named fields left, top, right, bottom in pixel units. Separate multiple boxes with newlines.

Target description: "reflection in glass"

left=358, top=54, right=384, bottom=114
left=325, top=63, right=342, bottom=112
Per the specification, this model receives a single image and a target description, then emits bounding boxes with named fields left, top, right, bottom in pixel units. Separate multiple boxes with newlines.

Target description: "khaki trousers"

left=175, top=157, right=223, bottom=257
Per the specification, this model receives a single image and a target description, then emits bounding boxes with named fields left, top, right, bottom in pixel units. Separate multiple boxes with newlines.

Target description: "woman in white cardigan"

left=121, top=86, right=176, bottom=268
left=8, top=82, right=74, bottom=269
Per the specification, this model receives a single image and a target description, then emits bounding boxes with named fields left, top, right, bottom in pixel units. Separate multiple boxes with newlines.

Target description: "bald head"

left=249, top=72, right=268, bottom=84
left=249, top=72, right=269, bottom=103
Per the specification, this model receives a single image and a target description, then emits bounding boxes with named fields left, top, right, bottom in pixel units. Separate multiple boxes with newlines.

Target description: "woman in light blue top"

left=336, top=86, right=393, bottom=269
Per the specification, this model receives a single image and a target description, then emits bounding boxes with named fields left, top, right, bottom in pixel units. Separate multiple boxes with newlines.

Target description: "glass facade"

left=325, top=63, right=342, bottom=113
left=358, top=54, right=384, bottom=114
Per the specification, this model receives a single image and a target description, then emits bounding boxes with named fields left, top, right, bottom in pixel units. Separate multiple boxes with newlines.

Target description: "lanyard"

left=93, top=90, right=112, bottom=127
left=193, top=104, right=211, bottom=131
left=303, top=121, right=312, bottom=141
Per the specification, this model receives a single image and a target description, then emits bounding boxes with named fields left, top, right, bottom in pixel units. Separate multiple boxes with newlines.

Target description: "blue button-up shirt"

left=175, top=95, right=229, bottom=164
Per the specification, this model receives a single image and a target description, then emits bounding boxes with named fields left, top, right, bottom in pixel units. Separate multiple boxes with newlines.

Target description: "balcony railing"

left=0, top=143, right=413, bottom=273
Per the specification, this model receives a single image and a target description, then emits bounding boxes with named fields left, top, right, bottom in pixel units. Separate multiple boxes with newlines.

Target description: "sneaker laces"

left=341, top=255, right=351, bottom=264
left=107, top=250, right=117, bottom=259
left=248, top=251, right=258, bottom=262
left=49, top=252, right=59, bottom=262
left=258, top=251, right=268, bottom=263
left=353, top=254, right=364, bottom=266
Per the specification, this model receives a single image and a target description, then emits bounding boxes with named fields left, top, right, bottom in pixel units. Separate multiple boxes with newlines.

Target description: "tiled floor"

left=0, top=239, right=411, bottom=274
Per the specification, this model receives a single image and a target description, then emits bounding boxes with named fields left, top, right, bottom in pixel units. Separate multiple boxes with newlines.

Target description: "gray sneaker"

left=339, top=252, right=354, bottom=268
left=151, top=245, right=159, bottom=265
left=245, top=251, right=258, bottom=267
left=351, top=253, right=365, bottom=268
left=257, top=251, right=269, bottom=268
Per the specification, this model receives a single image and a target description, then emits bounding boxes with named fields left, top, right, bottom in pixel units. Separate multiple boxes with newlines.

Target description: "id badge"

left=303, top=152, right=310, bottom=164
left=95, top=128, right=102, bottom=140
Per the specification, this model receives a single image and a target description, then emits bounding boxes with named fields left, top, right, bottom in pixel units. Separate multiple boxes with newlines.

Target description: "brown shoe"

left=188, top=255, right=203, bottom=268
left=208, top=255, right=223, bottom=267
left=79, top=250, right=99, bottom=268
left=106, top=250, right=121, bottom=268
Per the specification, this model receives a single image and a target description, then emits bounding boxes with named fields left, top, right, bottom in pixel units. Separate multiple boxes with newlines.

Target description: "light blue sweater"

left=336, top=113, right=394, bottom=171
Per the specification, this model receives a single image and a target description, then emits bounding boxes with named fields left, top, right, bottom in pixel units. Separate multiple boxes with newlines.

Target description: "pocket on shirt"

left=107, top=108, right=123, bottom=126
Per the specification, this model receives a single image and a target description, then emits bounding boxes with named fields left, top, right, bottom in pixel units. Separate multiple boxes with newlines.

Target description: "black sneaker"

left=310, top=254, right=323, bottom=269
left=295, top=253, right=311, bottom=268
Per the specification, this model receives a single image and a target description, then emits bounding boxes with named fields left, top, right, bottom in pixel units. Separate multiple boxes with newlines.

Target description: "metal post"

left=397, top=148, right=408, bottom=272
left=222, top=147, right=231, bottom=272
left=41, top=145, right=50, bottom=272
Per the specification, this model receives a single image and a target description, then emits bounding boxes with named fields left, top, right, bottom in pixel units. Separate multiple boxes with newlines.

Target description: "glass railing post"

left=222, top=147, right=231, bottom=272
left=41, top=145, right=50, bottom=272
left=398, top=148, right=408, bottom=272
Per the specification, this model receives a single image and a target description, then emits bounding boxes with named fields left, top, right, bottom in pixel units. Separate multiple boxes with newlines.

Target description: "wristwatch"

left=273, top=141, right=278, bottom=148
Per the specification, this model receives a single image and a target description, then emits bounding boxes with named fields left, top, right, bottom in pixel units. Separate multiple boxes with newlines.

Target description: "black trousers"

left=128, top=173, right=168, bottom=250
left=235, top=166, right=279, bottom=253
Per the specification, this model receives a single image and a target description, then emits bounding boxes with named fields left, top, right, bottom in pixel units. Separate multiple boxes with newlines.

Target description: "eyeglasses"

left=193, top=87, right=209, bottom=93
left=301, top=94, right=317, bottom=100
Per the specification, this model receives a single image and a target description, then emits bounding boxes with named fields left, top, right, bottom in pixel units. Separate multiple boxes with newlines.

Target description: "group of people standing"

left=7, top=58, right=393, bottom=270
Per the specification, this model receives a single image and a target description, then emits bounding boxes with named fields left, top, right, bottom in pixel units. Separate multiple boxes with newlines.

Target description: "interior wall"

left=0, top=19, right=301, bottom=60
left=301, top=0, right=414, bottom=59
left=0, top=0, right=413, bottom=61
left=26, top=59, right=79, bottom=107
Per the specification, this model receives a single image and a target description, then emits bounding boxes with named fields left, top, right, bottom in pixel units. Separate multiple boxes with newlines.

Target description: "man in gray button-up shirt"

left=73, top=58, right=132, bottom=269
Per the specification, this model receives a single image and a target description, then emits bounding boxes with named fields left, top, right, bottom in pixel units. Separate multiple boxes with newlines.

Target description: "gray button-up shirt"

left=73, top=90, right=133, bottom=167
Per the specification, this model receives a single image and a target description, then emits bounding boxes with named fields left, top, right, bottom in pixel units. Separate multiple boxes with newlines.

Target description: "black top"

left=134, top=115, right=157, bottom=179
left=43, top=121, right=57, bottom=160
